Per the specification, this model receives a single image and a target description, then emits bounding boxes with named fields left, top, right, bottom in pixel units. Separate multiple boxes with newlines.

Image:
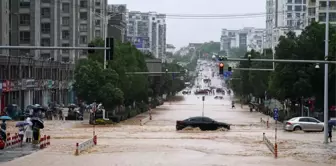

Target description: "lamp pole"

left=323, top=0, right=330, bottom=144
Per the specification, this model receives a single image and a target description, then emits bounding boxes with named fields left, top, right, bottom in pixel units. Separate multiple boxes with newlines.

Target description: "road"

left=1, top=61, right=335, bottom=166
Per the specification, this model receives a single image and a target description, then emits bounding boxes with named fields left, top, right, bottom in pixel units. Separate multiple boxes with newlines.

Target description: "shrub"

left=94, top=118, right=114, bottom=125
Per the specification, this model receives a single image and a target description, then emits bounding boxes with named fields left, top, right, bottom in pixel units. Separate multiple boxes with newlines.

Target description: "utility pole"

left=323, top=0, right=330, bottom=144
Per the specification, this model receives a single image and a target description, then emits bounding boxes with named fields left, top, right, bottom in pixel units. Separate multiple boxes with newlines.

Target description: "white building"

left=266, top=0, right=307, bottom=50
left=307, top=0, right=336, bottom=25
left=126, top=11, right=167, bottom=59
left=220, top=28, right=265, bottom=54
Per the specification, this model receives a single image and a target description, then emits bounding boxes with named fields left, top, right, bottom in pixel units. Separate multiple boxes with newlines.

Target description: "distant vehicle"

left=283, top=117, right=324, bottom=132
left=182, top=90, right=191, bottom=95
left=176, top=116, right=231, bottom=131
left=214, top=96, right=224, bottom=100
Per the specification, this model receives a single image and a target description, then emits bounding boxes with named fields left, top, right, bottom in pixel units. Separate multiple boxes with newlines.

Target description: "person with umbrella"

left=31, top=117, right=44, bottom=144
left=328, top=119, right=336, bottom=143
left=0, top=116, right=12, bottom=142
left=25, top=118, right=33, bottom=143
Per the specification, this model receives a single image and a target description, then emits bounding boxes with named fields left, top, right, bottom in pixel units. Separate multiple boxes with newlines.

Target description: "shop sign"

left=11, top=80, right=21, bottom=91
left=23, top=79, right=37, bottom=89
left=2, top=80, right=11, bottom=92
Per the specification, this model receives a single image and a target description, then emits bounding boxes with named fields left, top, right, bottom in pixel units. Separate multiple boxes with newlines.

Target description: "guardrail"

left=38, top=135, right=51, bottom=149
left=75, top=135, right=97, bottom=156
left=262, top=133, right=278, bottom=158
left=140, top=116, right=151, bottom=126
left=260, top=117, right=269, bottom=128
left=5, top=133, right=21, bottom=149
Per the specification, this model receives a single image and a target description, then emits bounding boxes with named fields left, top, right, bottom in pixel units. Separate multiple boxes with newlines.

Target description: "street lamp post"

left=323, top=0, right=330, bottom=144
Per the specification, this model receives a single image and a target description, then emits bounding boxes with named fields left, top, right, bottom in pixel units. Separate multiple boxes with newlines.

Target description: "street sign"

left=202, top=96, right=205, bottom=101
left=273, top=108, right=279, bottom=120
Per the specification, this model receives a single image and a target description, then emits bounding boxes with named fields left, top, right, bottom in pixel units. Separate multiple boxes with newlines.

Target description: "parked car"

left=176, top=116, right=230, bottom=131
left=283, top=117, right=324, bottom=132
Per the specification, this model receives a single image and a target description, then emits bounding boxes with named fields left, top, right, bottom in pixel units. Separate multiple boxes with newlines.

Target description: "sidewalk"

left=0, top=143, right=39, bottom=163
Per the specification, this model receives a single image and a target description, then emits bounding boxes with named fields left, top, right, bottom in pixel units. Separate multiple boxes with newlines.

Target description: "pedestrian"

left=25, top=118, right=32, bottom=143
left=0, top=120, right=7, bottom=142
left=18, top=126, right=24, bottom=146
left=232, top=101, right=235, bottom=109
left=328, top=122, right=333, bottom=142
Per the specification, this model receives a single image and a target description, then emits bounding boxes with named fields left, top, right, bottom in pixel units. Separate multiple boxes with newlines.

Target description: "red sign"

left=330, top=105, right=336, bottom=111
left=2, top=80, right=11, bottom=92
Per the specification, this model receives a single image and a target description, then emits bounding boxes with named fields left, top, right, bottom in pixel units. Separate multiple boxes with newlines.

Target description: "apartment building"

left=107, top=4, right=127, bottom=42
left=220, top=28, right=265, bottom=55
left=265, top=0, right=307, bottom=50
left=126, top=11, right=167, bottom=59
left=307, top=0, right=336, bottom=24
left=6, top=0, right=107, bottom=61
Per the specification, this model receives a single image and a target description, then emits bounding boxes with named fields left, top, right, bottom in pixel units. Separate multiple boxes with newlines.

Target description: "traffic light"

left=219, top=63, right=224, bottom=74
left=228, top=66, right=232, bottom=72
left=106, top=37, right=114, bottom=61
left=88, top=43, right=95, bottom=54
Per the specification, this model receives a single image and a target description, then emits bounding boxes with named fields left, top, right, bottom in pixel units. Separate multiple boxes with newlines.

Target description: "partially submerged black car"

left=176, top=116, right=230, bottom=131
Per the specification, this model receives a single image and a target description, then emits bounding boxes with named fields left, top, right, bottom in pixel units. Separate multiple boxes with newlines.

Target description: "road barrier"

left=5, top=133, right=21, bottom=149
left=75, top=135, right=97, bottom=156
left=140, top=116, right=151, bottom=126
left=260, top=117, right=269, bottom=128
left=262, top=133, right=278, bottom=158
left=38, top=135, right=51, bottom=149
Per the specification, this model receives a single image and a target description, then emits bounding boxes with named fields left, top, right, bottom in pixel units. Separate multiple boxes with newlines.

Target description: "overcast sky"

left=108, top=0, right=266, bottom=49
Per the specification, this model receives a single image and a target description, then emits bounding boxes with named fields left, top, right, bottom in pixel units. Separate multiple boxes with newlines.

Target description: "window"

left=80, top=24, right=87, bottom=32
left=41, top=0, right=50, bottom=3
left=80, top=0, right=88, bottom=8
left=19, top=14, right=30, bottom=25
left=41, top=38, right=51, bottom=46
left=62, top=3, right=70, bottom=13
left=80, top=12, right=88, bottom=20
left=95, top=0, right=101, bottom=6
left=62, top=44, right=70, bottom=53
left=62, top=17, right=70, bottom=25
left=95, top=30, right=101, bottom=37
left=295, top=13, right=301, bottom=18
left=80, top=36, right=87, bottom=44
left=19, top=0, right=30, bottom=8
left=202, top=117, right=214, bottom=122
left=95, top=20, right=101, bottom=27
left=41, top=8, right=50, bottom=18
left=287, top=13, right=292, bottom=18
left=287, top=0, right=292, bottom=3
left=41, top=23, right=51, bottom=33
left=319, top=13, right=326, bottom=21
left=299, top=118, right=309, bottom=122
left=95, top=9, right=101, bottom=14
left=287, top=5, right=292, bottom=11
left=308, top=118, right=320, bottom=123
left=19, top=31, right=30, bottom=43
left=294, top=5, right=302, bottom=11
left=62, top=30, right=70, bottom=39
left=295, top=0, right=302, bottom=3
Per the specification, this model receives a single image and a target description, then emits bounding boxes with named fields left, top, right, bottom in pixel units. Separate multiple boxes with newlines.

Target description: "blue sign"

left=133, top=37, right=144, bottom=48
left=223, top=71, right=232, bottom=78
left=273, top=108, right=279, bottom=120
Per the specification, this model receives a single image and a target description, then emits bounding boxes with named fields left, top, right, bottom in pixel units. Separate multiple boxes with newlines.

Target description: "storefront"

left=1, top=80, right=11, bottom=114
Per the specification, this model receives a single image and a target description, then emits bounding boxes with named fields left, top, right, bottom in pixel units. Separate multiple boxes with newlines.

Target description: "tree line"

left=230, top=22, right=336, bottom=115
left=73, top=38, right=192, bottom=122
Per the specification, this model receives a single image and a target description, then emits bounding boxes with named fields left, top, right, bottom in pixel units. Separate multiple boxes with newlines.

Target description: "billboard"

left=126, top=36, right=150, bottom=49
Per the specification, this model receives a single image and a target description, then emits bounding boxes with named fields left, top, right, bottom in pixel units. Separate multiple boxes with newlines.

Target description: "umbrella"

left=31, top=117, right=44, bottom=129
left=0, top=116, right=12, bottom=120
left=15, top=121, right=32, bottom=127
left=328, top=120, right=336, bottom=126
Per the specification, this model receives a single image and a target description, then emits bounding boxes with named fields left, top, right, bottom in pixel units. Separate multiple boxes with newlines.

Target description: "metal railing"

left=263, top=133, right=278, bottom=158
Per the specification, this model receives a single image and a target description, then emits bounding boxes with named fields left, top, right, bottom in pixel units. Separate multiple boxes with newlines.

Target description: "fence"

left=75, top=135, right=97, bottom=156
left=262, top=133, right=278, bottom=158
left=38, top=135, right=51, bottom=149
left=5, top=133, right=21, bottom=149
left=140, top=116, right=151, bottom=126
left=260, top=117, right=269, bottom=128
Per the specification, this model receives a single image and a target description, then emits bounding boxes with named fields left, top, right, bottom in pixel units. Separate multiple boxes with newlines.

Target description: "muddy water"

left=2, top=81, right=336, bottom=165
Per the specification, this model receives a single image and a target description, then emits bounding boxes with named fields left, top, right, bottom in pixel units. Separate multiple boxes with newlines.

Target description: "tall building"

left=3, top=0, right=107, bottom=62
left=0, top=0, right=10, bottom=56
left=126, top=11, right=167, bottom=59
left=107, top=4, right=127, bottom=42
left=220, top=28, right=265, bottom=54
left=307, top=0, right=336, bottom=25
left=265, top=0, right=307, bottom=50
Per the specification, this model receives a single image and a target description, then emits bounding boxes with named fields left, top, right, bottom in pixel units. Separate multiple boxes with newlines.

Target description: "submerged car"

left=176, top=116, right=230, bottom=131
left=214, top=96, right=224, bottom=99
left=283, top=117, right=324, bottom=132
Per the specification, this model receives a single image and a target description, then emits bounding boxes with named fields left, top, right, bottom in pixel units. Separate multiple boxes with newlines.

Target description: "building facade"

left=126, top=11, right=167, bottom=59
left=220, top=28, right=265, bottom=55
left=307, top=0, right=336, bottom=25
left=265, top=0, right=307, bottom=50
left=107, top=4, right=127, bottom=42
left=4, top=0, right=107, bottom=61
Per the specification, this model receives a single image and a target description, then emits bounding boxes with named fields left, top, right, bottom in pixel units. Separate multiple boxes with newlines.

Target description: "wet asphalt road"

left=1, top=62, right=336, bottom=166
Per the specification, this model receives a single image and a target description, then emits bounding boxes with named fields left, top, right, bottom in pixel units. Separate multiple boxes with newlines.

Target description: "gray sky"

left=108, top=0, right=266, bottom=49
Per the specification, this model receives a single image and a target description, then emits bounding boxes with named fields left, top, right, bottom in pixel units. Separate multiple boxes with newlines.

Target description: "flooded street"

left=2, top=69, right=336, bottom=166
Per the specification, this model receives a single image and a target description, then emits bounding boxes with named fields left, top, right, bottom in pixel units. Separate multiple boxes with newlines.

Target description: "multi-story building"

left=107, top=4, right=127, bottom=42
left=126, top=11, right=167, bottom=59
left=307, top=0, right=336, bottom=25
left=0, top=0, right=108, bottom=112
left=7, top=0, right=107, bottom=61
left=265, top=0, right=307, bottom=50
left=220, top=28, right=265, bottom=54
